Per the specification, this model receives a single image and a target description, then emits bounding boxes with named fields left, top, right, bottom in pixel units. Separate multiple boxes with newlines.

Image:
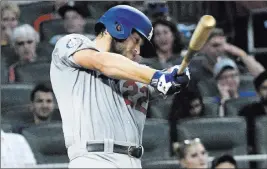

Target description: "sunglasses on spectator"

left=16, top=40, right=33, bottom=46
left=183, top=138, right=201, bottom=146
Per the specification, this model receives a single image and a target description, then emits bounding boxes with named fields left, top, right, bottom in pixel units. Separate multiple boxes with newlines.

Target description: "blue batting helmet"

left=95, top=5, right=156, bottom=57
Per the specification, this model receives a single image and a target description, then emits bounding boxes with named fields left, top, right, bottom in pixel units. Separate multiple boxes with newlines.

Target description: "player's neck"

left=94, top=35, right=112, bottom=52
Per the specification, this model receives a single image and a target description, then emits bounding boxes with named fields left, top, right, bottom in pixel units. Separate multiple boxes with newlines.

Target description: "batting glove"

left=150, top=65, right=190, bottom=95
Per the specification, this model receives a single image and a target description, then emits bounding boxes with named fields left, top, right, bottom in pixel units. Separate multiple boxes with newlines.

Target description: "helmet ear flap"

left=95, top=22, right=106, bottom=36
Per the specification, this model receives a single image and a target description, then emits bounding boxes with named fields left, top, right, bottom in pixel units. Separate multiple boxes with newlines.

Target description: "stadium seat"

left=176, top=117, right=249, bottom=168
left=40, top=19, right=65, bottom=42
left=1, top=44, right=18, bottom=66
left=37, top=42, right=54, bottom=60
left=1, top=58, right=9, bottom=84
left=197, top=75, right=255, bottom=97
left=1, top=105, right=31, bottom=121
left=197, top=79, right=218, bottom=97
left=255, top=116, right=267, bottom=168
left=1, top=84, right=35, bottom=110
left=40, top=19, right=96, bottom=42
left=142, top=119, right=171, bottom=161
left=15, top=62, right=51, bottom=84
left=1, top=122, right=13, bottom=133
left=224, top=96, right=260, bottom=116
left=19, top=1, right=54, bottom=25
left=2, top=106, right=61, bottom=124
left=22, top=122, right=68, bottom=164
left=203, top=102, right=219, bottom=117
left=148, top=96, right=174, bottom=119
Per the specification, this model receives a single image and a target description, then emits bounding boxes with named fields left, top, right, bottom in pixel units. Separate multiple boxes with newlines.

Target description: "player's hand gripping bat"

left=177, top=15, right=216, bottom=75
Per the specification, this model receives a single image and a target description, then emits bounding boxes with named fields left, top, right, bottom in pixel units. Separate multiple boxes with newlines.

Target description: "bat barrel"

left=177, top=15, right=216, bottom=75
left=189, top=15, right=216, bottom=51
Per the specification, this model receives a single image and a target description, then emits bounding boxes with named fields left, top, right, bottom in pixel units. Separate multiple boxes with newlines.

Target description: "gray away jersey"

left=50, top=34, right=150, bottom=153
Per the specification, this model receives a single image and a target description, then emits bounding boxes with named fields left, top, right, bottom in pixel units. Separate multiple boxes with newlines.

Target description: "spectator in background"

left=30, top=83, right=56, bottom=125
left=191, top=28, right=264, bottom=87
left=213, top=58, right=257, bottom=117
left=8, top=24, right=44, bottom=83
left=141, top=19, right=184, bottom=69
left=213, top=56, right=264, bottom=116
left=169, top=90, right=205, bottom=152
left=1, top=2, right=20, bottom=46
left=211, top=154, right=238, bottom=169
left=33, top=0, right=68, bottom=32
left=1, top=129, right=36, bottom=168
left=49, top=1, right=94, bottom=45
left=173, top=138, right=208, bottom=169
left=172, top=90, right=205, bottom=119
left=143, top=1, right=172, bottom=22
left=239, top=70, right=267, bottom=153
left=12, top=83, right=56, bottom=134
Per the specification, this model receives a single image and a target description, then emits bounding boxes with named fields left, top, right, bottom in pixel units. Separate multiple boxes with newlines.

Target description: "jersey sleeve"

left=51, top=33, right=99, bottom=69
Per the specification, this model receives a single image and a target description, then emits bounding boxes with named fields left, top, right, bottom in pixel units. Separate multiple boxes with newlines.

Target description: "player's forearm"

left=73, top=50, right=157, bottom=84
left=239, top=53, right=265, bottom=77
left=75, top=50, right=156, bottom=84
left=99, top=52, right=157, bottom=84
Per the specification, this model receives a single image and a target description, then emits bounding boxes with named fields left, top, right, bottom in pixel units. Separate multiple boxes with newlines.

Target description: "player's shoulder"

left=63, top=33, right=91, bottom=40
left=56, top=33, right=93, bottom=46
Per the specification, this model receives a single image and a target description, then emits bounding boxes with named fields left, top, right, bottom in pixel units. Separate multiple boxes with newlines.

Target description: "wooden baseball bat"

left=178, top=15, right=216, bottom=75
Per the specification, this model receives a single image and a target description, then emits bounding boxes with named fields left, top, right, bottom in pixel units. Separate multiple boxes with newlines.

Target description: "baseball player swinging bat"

left=178, top=15, right=216, bottom=75
left=50, top=5, right=191, bottom=168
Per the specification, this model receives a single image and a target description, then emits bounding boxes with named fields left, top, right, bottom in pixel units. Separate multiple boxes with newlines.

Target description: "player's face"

left=258, top=79, right=267, bottom=105
left=1, top=9, right=18, bottom=31
left=153, top=23, right=174, bottom=53
left=181, top=143, right=208, bottom=168
left=14, top=36, right=37, bottom=62
left=32, top=91, right=55, bottom=120
left=64, top=10, right=86, bottom=34
left=218, top=69, right=240, bottom=93
left=110, top=32, right=144, bottom=61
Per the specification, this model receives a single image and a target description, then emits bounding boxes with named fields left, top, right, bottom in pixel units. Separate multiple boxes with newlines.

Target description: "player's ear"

left=104, top=30, right=113, bottom=40
left=103, top=29, right=109, bottom=35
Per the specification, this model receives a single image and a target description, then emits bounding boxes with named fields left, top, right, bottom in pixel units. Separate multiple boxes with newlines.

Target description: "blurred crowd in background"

left=1, top=1, right=267, bottom=168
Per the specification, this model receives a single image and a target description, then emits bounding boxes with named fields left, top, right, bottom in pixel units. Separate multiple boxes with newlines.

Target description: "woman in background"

left=140, top=18, right=184, bottom=69
left=1, top=2, right=20, bottom=46
left=173, top=138, right=209, bottom=168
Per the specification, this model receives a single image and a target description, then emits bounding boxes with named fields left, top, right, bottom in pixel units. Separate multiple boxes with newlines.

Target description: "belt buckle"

left=128, top=146, right=144, bottom=159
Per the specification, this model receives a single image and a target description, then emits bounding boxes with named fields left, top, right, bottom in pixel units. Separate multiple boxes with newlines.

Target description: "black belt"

left=86, top=143, right=144, bottom=159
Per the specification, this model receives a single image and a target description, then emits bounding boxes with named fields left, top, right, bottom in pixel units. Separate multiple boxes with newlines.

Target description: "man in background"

left=49, top=1, right=94, bottom=45
left=12, top=83, right=57, bottom=133
left=239, top=70, right=267, bottom=153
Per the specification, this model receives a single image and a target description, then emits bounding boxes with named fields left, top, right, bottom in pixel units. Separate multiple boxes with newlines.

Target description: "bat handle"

left=177, top=49, right=197, bottom=75
left=178, top=59, right=189, bottom=75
